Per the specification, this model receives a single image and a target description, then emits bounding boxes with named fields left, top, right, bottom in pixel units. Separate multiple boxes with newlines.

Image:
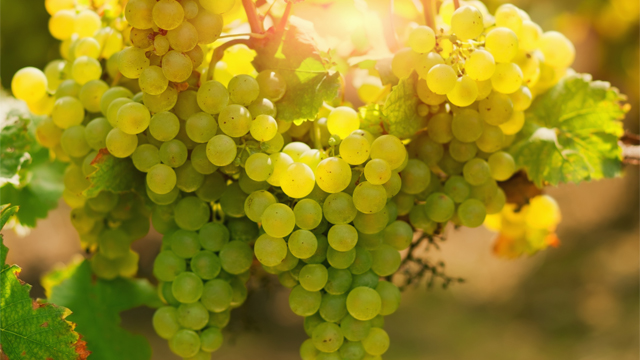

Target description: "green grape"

left=107, top=97, right=132, bottom=127
left=448, top=138, right=476, bottom=162
left=300, top=338, right=319, bottom=360
left=351, top=270, right=380, bottom=289
left=320, top=293, right=348, bottom=322
left=200, top=0, right=234, bottom=14
left=304, top=234, right=329, bottom=265
left=105, top=128, right=137, bottom=158
left=370, top=244, right=400, bottom=276
left=219, top=182, right=248, bottom=218
left=247, top=97, right=277, bottom=119
left=52, top=96, right=84, bottom=129
left=208, top=309, right=231, bottom=328
left=139, top=65, right=168, bottom=95
left=130, top=27, right=154, bottom=49
left=362, top=328, right=389, bottom=356
left=328, top=224, right=358, bottom=252
left=186, top=112, right=217, bottom=143
left=519, top=20, right=542, bottom=51
left=159, top=139, right=188, bottom=168
left=218, top=104, right=252, bottom=137
left=162, top=50, right=193, bottom=83
left=352, top=182, right=387, bottom=214
left=174, top=196, right=210, bottom=231
left=340, top=341, right=366, bottom=360
left=196, top=172, right=227, bottom=202
left=117, top=102, right=150, bottom=135
left=499, top=110, right=525, bottom=135
left=376, top=281, right=401, bottom=315
left=486, top=187, right=506, bottom=214
left=370, top=135, right=407, bottom=170
left=488, top=151, right=516, bottom=181
left=416, top=78, right=446, bottom=105
left=444, top=175, right=471, bottom=203
left=206, top=135, right=237, bottom=166
left=451, top=5, right=484, bottom=40
left=476, top=79, right=493, bottom=101
left=152, top=0, right=184, bottom=30
left=538, top=31, right=575, bottom=68
left=463, top=158, right=491, bottom=185
left=400, top=159, right=430, bottom=194
left=69, top=207, right=95, bottom=235
left=408, top=25, right=436, bottom=53
left=172, top=271, right=204, bottom=304
left=458, top=198, right=487, bottom=227
left=200, top=327, right=224, bottom=353
left=289, top=230, right=318, bottom=259
left=170, top=229, right=201, bottom=259
left=244, top=190, right=277, bottom=222
left=509, top=86, right=533, bottom=111
left=90, top=253, right=119, bottom=280
left=227, top=217, right=259, bottom=242
left=279, top=271, right=298, bottom=288
left=78, top=80, right=109, bottom=113
left=243, top=153, right=272, bottom=182
left=327, top=106, right=359, bottom=139
left=382, top=173, right=402, bottom=199
left=72, top=56, right=101, bottom=85
left=190, top=144, right=217, bottom=175
left=173, top=90, right=200, bottom=121
left=465, top=49, right=496, bottom=81
left=55, top=79, right=81, bottom=99
left=346, top=287, right=382, bottom=321
left=353, top=207, right=389, bottom=235
left=485, top=27, right=519, bottom=63
left=256, top=70, right=287, bottom=102
left=147, top=164, right=177, bottom=195
left=479, top=92, right=514, bottom=125
left=476, top=125, right=505, bottom=153
left=153, top=306, right=181, bottom=340
left=166, top=21, right=198, bottom=52
left=74, top=9, right=100, bottom=36
left=427, top=112, right=453, bottom=143
left=201, top=278, right=233, bottom=312
left=148, top=111, right=179, bottom=141
left=12, top=67, right=48, bottom=101
left=61, top=125, right=90, bottom=158
left=261, top=203, right=295, bottom=238
left=382, top=221, right=413, bottom=251
left=491, top=63, right=523, bottom=94
left=350, top=245, right=373, bottom=275
left=312, top=322, right=345, bottom=353
left=341, top=314, right=372, bottom=342
left=327, top=247, right=356, bottom=269
left=340, top=134, right=371, bottom=165
left=153, top=250, right=186, bottom=282
left=281, top=163, right=315, bottom=199
left=177, top=302, right=209, bottom=330
left=293, top=199, right=323, bottom=230
left=363, top=159, right=390, bottom=185
left=198, top=222, right=229, bottom=252
left=427, top=64, right=456, bottom=95
left=190, top=9, right=223, bottom=44
left=299, top=264, right=329, bottom=292
left=227, top=74, right=260, bottom=106
left=100, top=87, right=133, bottom=116
left=219, top=241, right=253, bottom=275
left=151, top=205, right=178, bottom=233
left=143, top=85, right=178, bottom=113
left=169, top=329, right=201, bottom=358
left=275, top=249, right=299, bottom=272
left=280, top=143, right=309, bottom=163
left=358, top=231, right=383, bottom=251
left=261, top=132, right=285, bottom=154
left=325, top=267, right=353, bottom=295
left=290, top=284, right=322, bottom=316
left=447, top=75, right=478, bottom=107
left=394, top=192, right=415, bottom=217
left=391, top=47, right=419, bottom=79
left=186, top=46, right=204, bottom=68
left=320, top=193, right=356, bottom=226
left=249, top=114, right=277, bottom=142
left=86, top=191, right=118, bottom=213
left=254, top=234, right=288, bottom=267
left=176, top=161, right=205, bottom=192
left=36, top=118, right=63, bottom=148
left=495, top=4, right=523, bottom=33
left=424, top=192, right=455, bottom=222
left=48, top=9, right=75, bottom=40
left=452, top=108, right=483, bottom=143
left=197, top=80, right=229, bottom=114
left=264, top=152, right=292, bottom=186
left=229, top=277, right=248, bottom=308
left=118, top=47, right=150, bottom=79
left=469, top=178, right=498, bottom=206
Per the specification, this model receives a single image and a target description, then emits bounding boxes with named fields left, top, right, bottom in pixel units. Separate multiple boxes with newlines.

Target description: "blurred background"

left=1, top=0, right=638, bottom=359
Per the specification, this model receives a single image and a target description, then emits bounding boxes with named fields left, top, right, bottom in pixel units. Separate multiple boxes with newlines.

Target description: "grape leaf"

left=0, top=116, right=32, bottom=185
left=0, top=206, right=89, bottom=360
left=358, top=104, right=386, bottom=137
left=382, top=72, right=422, bottom=139
left=509, top=73, right=627, bottom=187
left=84, top=150, right=145, bottom=198
left=46, top=260, right=162, bottom=360
left=253, top=16, right=341, bottom=122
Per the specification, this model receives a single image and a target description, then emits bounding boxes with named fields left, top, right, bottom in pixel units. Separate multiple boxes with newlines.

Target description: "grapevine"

left=0, top=0, right=634, bottom=359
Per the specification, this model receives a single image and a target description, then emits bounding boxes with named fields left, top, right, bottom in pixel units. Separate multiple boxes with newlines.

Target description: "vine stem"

left=276, top=1, right=293, bottom=34
left=421, top=0, right=436, bottom=30
left=217, top=32, right=267, bottom=39
left=242, top=0, right=264, bottom=33
left=207, top=39, right=252, bottom=81
left=453, top=0, right=460, bottom=10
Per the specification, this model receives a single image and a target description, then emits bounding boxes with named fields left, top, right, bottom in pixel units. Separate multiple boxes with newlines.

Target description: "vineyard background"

left=1, top=0, right=638, bottom=359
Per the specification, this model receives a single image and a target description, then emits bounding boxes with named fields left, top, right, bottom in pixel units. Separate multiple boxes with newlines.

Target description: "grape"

left=327, top=247, right=356, bottom=269
left=447, top=75, right=478, bottom=107
left=247, top=97, right=276, bottom=119
left=470, top=179, right=499, bottom=205
left=520, top=21, right=543, bottom=51
left=191, top=144, right=217, bottom=175
left=391, top=47, right=419, bottom=79
left=106, top=98, right=132, bottom=127
left=319, top=293, right=348, bottom=323
left=370, top=244, right=400, bottom=276
left=130, top=28, right=154, bottom=49
left=399, top=159, right=430, bottom=194
left=64, top=165, right=90, bottom=193
left=100, top=87, right=133, bottom=116
left=77, top=80, right=108, bottom=114
left=382, top=221, right=413, bottom=251
left=174, top=196, right=211, bottom=231
left=341, top=314, right=371, bottom=342
left=408, top=25, right=436, bottom=53
left=325, top=106, right=360, bottom=140
left=424, top=192, right=455, bottom=222
left=197, top=80, right=229, bottom=114
left=491, top=63, right=523, bottom=94
left=139, top=66, right=168, bottom=96
left=73, top=11, right=101, bottom=37
left=198, top=222, right=229, bottom=252
left=162, top=50, right=193, bottom=83
left=56, top=79, right=80, bottom=99
left=350, top=246, right=373, bottom=275
left=153, top=0, right=184, bottom=30
left=478, top=92, right=514, bottom=125
left=290, top=285, right=322, bottom=318
left=171, top=272, right=203, bottom=304
left=70, top=208, right=96, bottom=235
left=499, top=110, right=525, bottom=135
left=463, top=157, right=491, bottom=186
left=48, top=10, right=75, bottom=40
left=219, top=240, right=253, bottom=274
left=144, top=85, right=179, bottom=113
left=169, top=329, right=201, bottom=358
left=444, top=175, right=471, bottom=203
left=229, top=277, right=248, bottom=307
left=451, top=5, right=484, bottom=40
left=61, top=125, right=91, bottom=157
left=256, top=70, right=287, bottom=101
left=427, top=64, right=457, bottom=95
left=312, top=322, right=344, bottom=353
left=218, top=104, right=252, bottom=137
left=353, top=207, right=389, bottom=235
left=173, top=90, right=200, bottom=121
left=200, top=0, right=235, bottom=14
left=288, top=230, right=317, bottom=259
left=486, top=188, right=507, bottom=215
left=254, top=234, right=288, bottom=267
left=485, top=27, right=519, bottom=63
left=451, top=108, right=483, bottom=143
left=465, top=49, right=496, bottom=81
left=185, top=46, right=204, bottom=68
left=509, top=86, right=533, bottom=111
left=177, top=302, right=209, bottom=330
left=339, top=134, right=370, bottom=165
left=304, top=234, right=328, bottom=264
left=200, top=327, right=224, bottom=353
left=488, top=151, right=516, bottom=181
left=476, top=124, right=504, bottom=153
left=117, top=102, right=150, bottom=134
left=248, top=115, right=277, bottom=142
left=352, top=182, right=387, bottom=214
left=364, top=159, right=391, bottom=185
left=170, top=229, right=201, bottom=259
left=45, top=0, right=74, bottom=15
left=106, top=128, right=138, bottom=158
left=190, top=9, right=223, bottom=44
left=208, top=309, right=231, bottom=328
left=261, top=203, right=296, bottom=238
left=132, top=144, right=160, bottom=172
left=243, top=153, right=271, bottom=182
left=426, top=112, right=452, bottom=143
left=228, top=74, right=260, bottom=106
left=346, top=287, right=382, bottom=321
left=280, top=143, right=308, bottom=162
left=322, top=192, right=357, bottom=225
left=167, top=21, right=198, bottom=52
left=457, top=198, right=487, bottom=227
left=281, top=163, right=316, bottom=198
left=328, top=224, right=358, bottom=252
left=415, top=51, right=445, bottom=79
left=525, top=195, right=561, bottom=229
left=118, top=47, right=150, bottom=79
left=52, top=96, right=84, bottom=129
left=495, top=4, right=523, bottom=34
left=244, top=190, right=277, bottom=222
left=153, top=307, right=181, bottom=340
left=159, top=139, right=188, bottom=168
left=300, top=338, right=319, bottom=360
left=149, top=111, right=180, bottom=142
left=376, top=281, right=400, bottom=315
left=297, top=264, right=328, bottom=292
left=315, top=157, right=352, bottom=193
left=362, top=328, right=389, bottom=356
left=185, top=112, right=217, bottom=143
left=370, top=135, right=406, bottom=170
left=36, top=118, right=63, bottom=148
left=201, top=278, right=233, bottom=313
left=206, top=135, right=237, bottom=166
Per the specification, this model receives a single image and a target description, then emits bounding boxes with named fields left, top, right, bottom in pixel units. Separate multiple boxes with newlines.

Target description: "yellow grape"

left=11, top=67, right=48, bottom=102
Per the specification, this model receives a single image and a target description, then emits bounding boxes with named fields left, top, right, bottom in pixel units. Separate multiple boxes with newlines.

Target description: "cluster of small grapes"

left=384, top=1, right=576, bottom=228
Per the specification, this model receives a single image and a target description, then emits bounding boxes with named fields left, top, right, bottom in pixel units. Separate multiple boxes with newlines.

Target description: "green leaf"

left=84, top=152, right=145, bottom=198
left=382, top=72, right=423, bottom=139
left=510, top=73, right=627, bottom=187
left=0, top=116, right=32, bottom=185
left=0, top=148, right=66, bottom=228
left=1, top=211, right=89, bottom=360
left=253, top=16, right=341, bottom=122
left=47, top=260, right=161, bottom=360
left=358, top=104, right=386, bottom=137
left=0, top=205, right=19, bottom=266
